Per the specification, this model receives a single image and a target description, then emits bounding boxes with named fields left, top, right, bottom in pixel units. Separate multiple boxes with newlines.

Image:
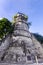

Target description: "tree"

left=33, top=33, right=43, bottom=44
left=0, top=18, right=13, bottom=39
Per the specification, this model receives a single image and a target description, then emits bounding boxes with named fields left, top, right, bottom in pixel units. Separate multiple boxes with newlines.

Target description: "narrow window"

left=27, top=56, right=31, bottom=60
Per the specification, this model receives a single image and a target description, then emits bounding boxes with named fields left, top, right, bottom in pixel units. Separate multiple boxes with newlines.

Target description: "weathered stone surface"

left=0, top=12, right=43, bottom=64
left=0, top=63, right=43, bottom=65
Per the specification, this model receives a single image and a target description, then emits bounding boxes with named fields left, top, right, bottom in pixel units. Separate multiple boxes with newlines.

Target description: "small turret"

left=13, top=12, right=28, bottom=24
left=13, top=12, right=31, bottom=37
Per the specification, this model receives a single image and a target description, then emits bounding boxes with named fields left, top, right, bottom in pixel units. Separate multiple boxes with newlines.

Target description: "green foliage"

left=33, top=33, right=43, bottom=44
left=0, top=18, right=13, bottom=39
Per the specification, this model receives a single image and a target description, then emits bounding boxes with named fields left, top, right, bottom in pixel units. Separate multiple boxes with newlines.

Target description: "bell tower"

left=13, top=12, right=31, bottom=37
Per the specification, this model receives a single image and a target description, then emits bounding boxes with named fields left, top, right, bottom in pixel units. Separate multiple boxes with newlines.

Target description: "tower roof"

left=14, top=12, right=28, bottom=21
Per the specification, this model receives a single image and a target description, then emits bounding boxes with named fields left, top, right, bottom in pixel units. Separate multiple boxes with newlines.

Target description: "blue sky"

left=0, top=0, right=43, bottom=35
